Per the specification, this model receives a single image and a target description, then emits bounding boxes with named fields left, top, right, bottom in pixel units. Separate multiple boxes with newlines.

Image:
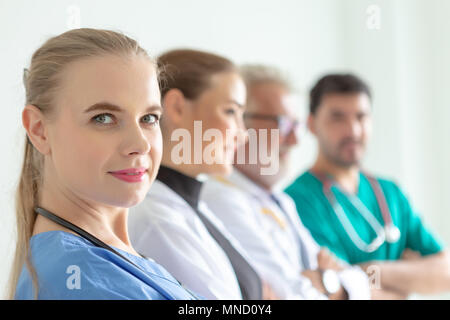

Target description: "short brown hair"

left=157, top=49, right=236, bottom=100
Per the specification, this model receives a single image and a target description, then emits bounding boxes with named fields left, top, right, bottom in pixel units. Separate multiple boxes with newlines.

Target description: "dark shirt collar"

left=156, top=165, right=203, bottom=209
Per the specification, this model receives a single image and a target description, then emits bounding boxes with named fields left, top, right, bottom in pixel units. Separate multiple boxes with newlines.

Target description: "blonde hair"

left=8, top=28, right=154, bottom=299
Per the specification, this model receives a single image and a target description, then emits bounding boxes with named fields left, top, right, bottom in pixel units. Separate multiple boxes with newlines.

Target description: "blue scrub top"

left=15, top=231, right=199, bottom=300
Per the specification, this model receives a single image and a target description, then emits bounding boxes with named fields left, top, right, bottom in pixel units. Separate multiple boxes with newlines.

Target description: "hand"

left=302, top=269, right=348, bottom=300
left=262, top=281, right=279, bottom=300
left=317, top=248, right=345, bottom=272
left=401, top=249, right=422, bottom=261
left=302, top=269, right=326, bottom=293
left=358, top=261, right=379, bottom=273
left=371, top=288, right=408, bottom=300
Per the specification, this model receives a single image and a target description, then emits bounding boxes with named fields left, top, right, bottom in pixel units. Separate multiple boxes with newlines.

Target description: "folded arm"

left=359, top=250, right=450, bottom=295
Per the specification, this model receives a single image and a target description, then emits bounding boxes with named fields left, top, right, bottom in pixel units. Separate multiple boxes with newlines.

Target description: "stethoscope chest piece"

left=385, top=223, right=401, bottom=243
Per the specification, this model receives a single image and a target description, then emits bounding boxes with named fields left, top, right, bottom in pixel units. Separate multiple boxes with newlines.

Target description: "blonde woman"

left=10, top=29, right=198, bottom=300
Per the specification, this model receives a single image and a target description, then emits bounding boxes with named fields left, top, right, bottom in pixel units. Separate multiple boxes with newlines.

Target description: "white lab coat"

left=201, top=170, right=371, bottom=300
left=128, top=179, right=245, bottom=300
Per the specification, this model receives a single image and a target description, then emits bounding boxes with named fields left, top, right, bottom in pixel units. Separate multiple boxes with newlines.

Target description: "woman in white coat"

left=128, top=49, right=274, bottom=300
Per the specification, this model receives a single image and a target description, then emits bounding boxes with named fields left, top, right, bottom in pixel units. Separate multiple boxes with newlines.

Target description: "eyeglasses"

left=243, top=112, right=306, bottom=137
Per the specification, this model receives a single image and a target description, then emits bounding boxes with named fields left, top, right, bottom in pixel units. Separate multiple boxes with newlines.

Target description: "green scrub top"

left=285, top=171, right=444, bottom=265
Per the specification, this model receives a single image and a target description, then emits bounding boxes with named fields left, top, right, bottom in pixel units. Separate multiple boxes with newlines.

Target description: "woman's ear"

left=307, top=114, right=316, bottom=136
left=161, top=89, right=189, bottom=126
left=22, top=105, right=51, bottom=155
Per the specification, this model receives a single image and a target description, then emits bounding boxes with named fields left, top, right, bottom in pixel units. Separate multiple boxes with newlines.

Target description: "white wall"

left=0, top=0, right=448, bottom=298
left=333, top=0, right=450, bottom=299
left=336, top=0, right=450, bottom=247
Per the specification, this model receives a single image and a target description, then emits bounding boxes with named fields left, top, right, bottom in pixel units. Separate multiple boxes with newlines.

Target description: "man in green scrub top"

left=285, top=73, right=450, bottom=297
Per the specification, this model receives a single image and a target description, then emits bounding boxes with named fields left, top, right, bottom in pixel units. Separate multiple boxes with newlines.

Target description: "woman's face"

left=185, top=71, right=247, bottom=175
left=45, top=54, right=162, bottom=208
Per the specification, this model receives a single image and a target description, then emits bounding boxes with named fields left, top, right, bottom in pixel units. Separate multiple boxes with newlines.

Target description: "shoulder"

left=201, top=176, right=262, bottom=217
left=202, top=176, right=250, bottom=199
left=17, top=231, right=158, bottom=299
left=285, top=172, right=325, bottom=210
left=285, top=171, right=320, bottom=196
left=130, top=184, right=210, bottom=251
left=130, top=181, right=189, bottom=228
left=30, top=230, right=95, bottom=260
left=28, top=231, right=131, bottom=278
left=368, top=173, right=400, bottom=189
left=367, top=174, right=406, bottom=200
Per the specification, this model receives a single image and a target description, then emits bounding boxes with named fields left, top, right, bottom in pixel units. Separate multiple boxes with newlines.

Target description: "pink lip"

left=108, top=167, right=147, bottom=183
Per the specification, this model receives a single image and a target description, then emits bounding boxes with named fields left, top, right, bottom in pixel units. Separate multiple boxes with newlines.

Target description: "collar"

left=221, top=170, right=290, bottom=229
left=224, top=169, right=278, bottom=199
left=156, top=165, right=203, bottom=209
left=307, top=168, right=365, bottom=193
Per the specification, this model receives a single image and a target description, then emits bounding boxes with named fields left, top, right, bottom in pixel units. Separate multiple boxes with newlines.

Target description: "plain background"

left=1, top=0, right=449, bottom=299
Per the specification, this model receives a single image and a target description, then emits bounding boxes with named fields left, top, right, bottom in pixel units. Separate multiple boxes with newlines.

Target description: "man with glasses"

left=201, top=65, right=371, bottom=299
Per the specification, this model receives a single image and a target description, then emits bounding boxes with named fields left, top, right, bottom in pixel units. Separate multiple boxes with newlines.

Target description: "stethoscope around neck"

left=310, top=170, right=401, bottom=253
left=34, top=206, right=199, bottom=300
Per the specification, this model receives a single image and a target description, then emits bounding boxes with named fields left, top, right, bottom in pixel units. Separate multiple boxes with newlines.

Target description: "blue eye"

left=93, top=113, right=114, bottom=124
left=142, top=114, right=159, bottom=126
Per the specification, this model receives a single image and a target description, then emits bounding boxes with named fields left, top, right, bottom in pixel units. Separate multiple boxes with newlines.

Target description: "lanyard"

left=309, top=170, right=400, bottom=253
left=34, top=207, right=199, bottom=300
left=269, top=194, right=311, bottom=270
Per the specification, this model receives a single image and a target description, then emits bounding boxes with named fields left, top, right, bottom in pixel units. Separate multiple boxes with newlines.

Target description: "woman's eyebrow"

left=146, top=105, right=163, bottom=113
left=228, top=99, right=245, bottom=109
left=84, top=102, right=162, bottom=113
left=84, top=102, right=122, bottom=113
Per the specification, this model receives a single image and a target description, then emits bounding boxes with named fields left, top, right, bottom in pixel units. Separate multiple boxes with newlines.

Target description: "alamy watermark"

left=66, top=4, right=81, bottom=29
left=367, top=264, right=381, bottom=290
left=66, top=265, right=81, bottom=290
left=366, top=4, right=381, bottom=30
left=170, top=121, right=280, bottom=175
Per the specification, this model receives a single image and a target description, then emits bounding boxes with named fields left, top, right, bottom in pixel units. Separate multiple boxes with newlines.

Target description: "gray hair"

left=239, top=64, right=292, bottom=91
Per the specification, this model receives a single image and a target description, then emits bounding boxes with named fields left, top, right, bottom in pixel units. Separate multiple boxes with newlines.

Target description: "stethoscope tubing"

left=310, top=170, right=399, bottom=253
left=34, top=207, right=197, bottom=300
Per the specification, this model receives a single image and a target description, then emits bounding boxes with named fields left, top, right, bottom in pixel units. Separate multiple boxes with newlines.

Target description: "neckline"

left=308, top=169, right=364, bottom=196
left=156, top=165, right=203, bottom=210
left=30, top=230, right=149, bottom=262
left=225, top=169, right=282, bottom=199
left=30, top=230, right=189, bottom=292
